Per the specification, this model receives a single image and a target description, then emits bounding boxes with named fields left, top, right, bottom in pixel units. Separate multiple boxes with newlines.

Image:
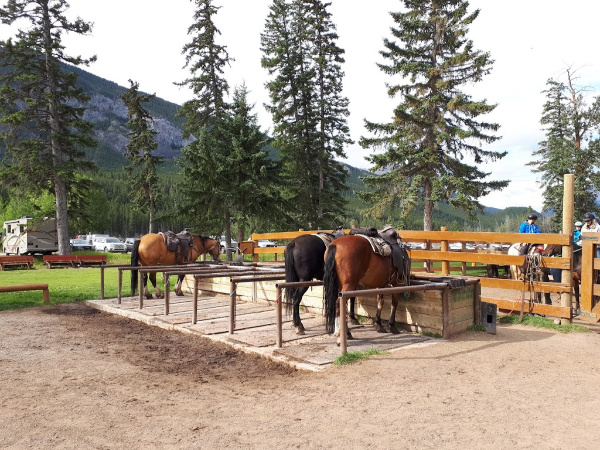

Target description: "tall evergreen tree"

left=0, top=0, right=97, bottom=254
left=121, top=80, right=164, bottom=234
left=176, top=0, right=235, bottom=253
left=225, top=84, right=285, bottom=243
left=261, top=0, right=351, bottom=229
left=528, top=69, right=600, bottom=229
left=359, top=0, right=507, bottom=231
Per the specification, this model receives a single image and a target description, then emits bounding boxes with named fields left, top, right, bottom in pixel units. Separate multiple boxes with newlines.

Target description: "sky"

left=2, top=0, right=600, bottom=212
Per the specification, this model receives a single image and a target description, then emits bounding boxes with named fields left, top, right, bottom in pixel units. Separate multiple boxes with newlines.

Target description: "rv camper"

left=2, top=217, right=58, bottom=255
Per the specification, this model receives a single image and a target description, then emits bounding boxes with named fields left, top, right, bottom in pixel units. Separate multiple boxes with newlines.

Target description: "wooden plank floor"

left=87, top=292, right=435, bottom=371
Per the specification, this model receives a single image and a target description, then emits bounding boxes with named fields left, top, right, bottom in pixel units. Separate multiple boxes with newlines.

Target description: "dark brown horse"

left=542, top=243, right=582, bottom=311
left=323, top=234, right=409, bottom=344
left=131, top=233, right=220, bottom=299
left=284, top=228, right=345, bottom=334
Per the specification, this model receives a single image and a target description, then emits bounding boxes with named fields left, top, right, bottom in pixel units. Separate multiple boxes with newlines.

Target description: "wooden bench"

left=77, top=255, right=107, bottom=266
left=0, top=255, right=34, bottom=270
left=0, top=284, right=49, bottom=303
left=43, top=254, right=78, bottom=268
left=43, top=254, right=107, bottom=268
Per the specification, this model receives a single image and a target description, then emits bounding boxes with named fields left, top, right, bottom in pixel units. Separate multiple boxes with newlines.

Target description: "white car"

left=93, top=236, right=127, bottom=253
left=220, top=236, right=238, bottom=254
left=257, top=240, right=276, bottom=248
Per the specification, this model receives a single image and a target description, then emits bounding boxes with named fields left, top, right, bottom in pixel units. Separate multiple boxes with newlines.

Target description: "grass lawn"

left=0, top=252, right=138, bottom=311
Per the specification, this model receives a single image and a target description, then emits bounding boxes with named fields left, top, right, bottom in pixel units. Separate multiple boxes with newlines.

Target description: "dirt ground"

left=2, top=303, right=600, bottom=449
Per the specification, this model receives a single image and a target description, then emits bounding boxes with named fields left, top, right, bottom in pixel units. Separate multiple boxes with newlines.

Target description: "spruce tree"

left=121, top=80, right=164, bottom=234
left=528, top=69, right=600, bottom=229
left=176, top=0, right=234, bottom=251
left=359, top=0, right=507, bottom=231
left=225, top=84, right=285, bottom=242
left=0, top=0, right=97, bottom=254
left=261, top=0, right=351, bottom=229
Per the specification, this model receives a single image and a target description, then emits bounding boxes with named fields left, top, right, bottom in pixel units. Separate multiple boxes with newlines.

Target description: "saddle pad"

left=354, top=234, right=392, bottom=257
left=314, top=232, right=337, bottom=246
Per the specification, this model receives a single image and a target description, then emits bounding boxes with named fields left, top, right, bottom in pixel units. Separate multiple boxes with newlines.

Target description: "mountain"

left=69, top=65, right=189, bottom=170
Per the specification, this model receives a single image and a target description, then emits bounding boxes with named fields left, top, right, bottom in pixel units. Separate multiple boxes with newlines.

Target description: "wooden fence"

left=247, top=228, right=583, bottom=320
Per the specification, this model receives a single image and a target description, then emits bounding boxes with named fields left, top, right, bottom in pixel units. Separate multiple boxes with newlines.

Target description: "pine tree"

left=224, top=84, right=285, bottom=242
left=359, top=0, right=507, bottom=231
left=121, top=80, right=164, bottom=234
left=0, top=0, right=97, bottom=254
left=528, top=69, right=600, bottom=229
left=261, top=0, right=350, bottom=228
left=176, top=0, right=235, bottom=252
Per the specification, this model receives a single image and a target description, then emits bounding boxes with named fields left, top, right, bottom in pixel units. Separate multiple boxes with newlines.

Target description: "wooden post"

left=117, top=269, right=122, bottom=304
left=164, top=274, right=170, bottom=316
left=339, top=295, right=347, bottom=354
left=100, top=265, right=105, bottom=300
left=441, top=226, right=449, bottom=275
left=561, top=173, right=574, bottom=323
left=581, top=237, right=595, bottom=314
left=276, top=286, right=283, bottom=348
left=193, top=276, right=199, bottom=324
left=229, top=280, right=236, bottom=334
left=139, top=271, right=144, bottom=309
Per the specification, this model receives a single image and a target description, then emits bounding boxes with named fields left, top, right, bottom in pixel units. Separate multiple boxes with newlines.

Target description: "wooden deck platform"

left=87, top=293, right=436, bottom=371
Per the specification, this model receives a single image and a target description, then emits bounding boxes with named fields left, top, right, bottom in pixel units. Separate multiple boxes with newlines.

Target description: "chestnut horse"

left=323, top=234, right=409, bottom=344
left=130, top=233, right=220, bottom=299
left=284, top=228, right=345, bottom=334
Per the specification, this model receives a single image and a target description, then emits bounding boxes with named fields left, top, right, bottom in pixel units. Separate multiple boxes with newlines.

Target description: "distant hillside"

left=68, top=65, right=189, bottom=170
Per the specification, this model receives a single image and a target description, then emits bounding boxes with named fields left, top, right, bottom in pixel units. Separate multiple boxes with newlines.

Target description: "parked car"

left=124, top=238, right=136, bottom=253
left=257, top=240, right=276, bottom=248
left=70, top=238, right=93, bottom=252
left=220, top=235, right=238, bottom=254
left=93, top=236, right=127, bottom=253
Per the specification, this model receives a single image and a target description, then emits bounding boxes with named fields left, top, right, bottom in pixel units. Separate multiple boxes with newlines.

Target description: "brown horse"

left=130, top=233, right=221, bottom=299
left=323, top=234, right=410, bottom=344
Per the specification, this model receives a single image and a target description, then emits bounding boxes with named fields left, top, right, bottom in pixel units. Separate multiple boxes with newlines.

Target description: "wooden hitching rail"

left=0, top=284, right=50, bottom=303
left=43, top=254, right=107, bottom=268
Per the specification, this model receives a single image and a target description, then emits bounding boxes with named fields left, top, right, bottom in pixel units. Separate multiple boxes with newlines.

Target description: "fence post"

left=561, top=174, right=574, bottom=322
left=441, top=227, right=449, bottom=275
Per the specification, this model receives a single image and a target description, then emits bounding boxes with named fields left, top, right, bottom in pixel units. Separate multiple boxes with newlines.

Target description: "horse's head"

left=205, top=238, right=221, bottom=262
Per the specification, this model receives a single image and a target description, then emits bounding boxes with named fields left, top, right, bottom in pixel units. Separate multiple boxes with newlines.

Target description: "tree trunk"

left=43, top=1, right=70, bottom=255
left=424, top=180, right=433, bottom=231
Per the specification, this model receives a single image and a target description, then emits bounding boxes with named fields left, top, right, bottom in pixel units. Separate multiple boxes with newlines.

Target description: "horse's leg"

left=174, top=274, right=185, bottom=296
left=348, top=297, right=360, bottom=325
left=388, top=294, right=399, bottom=334
left=542, top=270, right=552, bottom=305
left=150, top=273, right=163, bottom=298
left=374, top=294, right=386, bottom=333
left=334, top=298, right=353, bottom=341
left=143, top=273, right=153, bottom=299
left=292, top=286, right=308, bottom=335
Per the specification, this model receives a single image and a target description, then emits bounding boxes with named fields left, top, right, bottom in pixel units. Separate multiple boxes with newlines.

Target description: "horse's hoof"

left=375, top=324, right=387, bottom=333
left=295, top=327, right=306, bottom=336
left=349, top=317, right=360, bottom=326
left=389, top=325, right=400, bottom=334
left=336, top=338, right=341, bottom=346
left=333, top=330, right=340, bottom=337
left=175, top=292, right=184, bottom=297
left=145, top=294, right=153, bottom=300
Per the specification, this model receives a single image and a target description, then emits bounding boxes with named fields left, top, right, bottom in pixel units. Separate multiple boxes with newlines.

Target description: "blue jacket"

left=519, top=221, right=540, bottom=233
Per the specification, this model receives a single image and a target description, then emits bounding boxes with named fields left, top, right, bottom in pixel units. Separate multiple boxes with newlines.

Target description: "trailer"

left=2, top=217, right=58, bottom=255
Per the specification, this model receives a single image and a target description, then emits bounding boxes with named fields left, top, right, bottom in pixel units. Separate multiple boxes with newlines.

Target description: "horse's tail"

left=323, top=244, right=338, bottom=334
left=130, top=239, right=141, bottom=296
left=284, top=240, right=299, bottom=315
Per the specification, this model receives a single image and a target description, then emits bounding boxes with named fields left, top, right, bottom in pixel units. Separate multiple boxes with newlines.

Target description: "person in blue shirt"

left=519, top=213, right=540, bottom=255
left=573, top=221, right=583, bottom=245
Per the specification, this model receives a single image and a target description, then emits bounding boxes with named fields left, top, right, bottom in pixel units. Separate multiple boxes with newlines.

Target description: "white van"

left=2, top=217, right=58, bottom=255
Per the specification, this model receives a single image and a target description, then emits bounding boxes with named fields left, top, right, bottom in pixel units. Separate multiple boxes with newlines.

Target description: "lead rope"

left=519, top=253, right=545, bottom=322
